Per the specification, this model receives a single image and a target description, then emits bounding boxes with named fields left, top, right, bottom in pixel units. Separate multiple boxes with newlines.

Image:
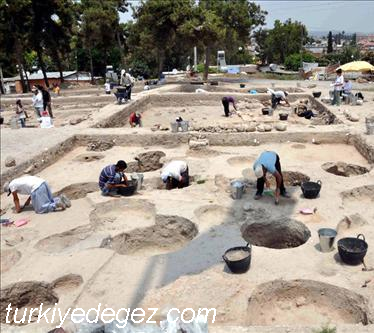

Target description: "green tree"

left=259, top=19, right=308, bottom=64
left=182, top=0, right=265, bottom=80
left=284, top=52, right=316, bottom=71
left=327, top=31, right=333, bottom=53
left=79, top=0, right=127, bottom=81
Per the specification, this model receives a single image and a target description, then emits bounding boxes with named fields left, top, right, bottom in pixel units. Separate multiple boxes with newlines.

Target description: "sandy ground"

left=1, top=79, right=374, bottom=332
left=1, top=143, right=373, bottom=331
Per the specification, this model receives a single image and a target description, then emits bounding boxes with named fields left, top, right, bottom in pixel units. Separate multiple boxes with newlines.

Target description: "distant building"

left=357, top=34, right=374, bottom=52
left=6, top=71, right=92, bottom=94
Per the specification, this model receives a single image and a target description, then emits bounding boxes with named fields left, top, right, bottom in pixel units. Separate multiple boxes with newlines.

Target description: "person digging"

left=161, top=160, right=189, bottom=190
left=253, top=151, right=290, bottom=205
left=3, top=176, right=70, bottom=214
left=99, top=160, right=129, bottom=196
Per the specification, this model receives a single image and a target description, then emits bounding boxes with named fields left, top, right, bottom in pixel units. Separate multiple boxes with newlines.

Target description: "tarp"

left=302, top=62, right=319, bottom=72
left=337, top=61, right=374, bottom=72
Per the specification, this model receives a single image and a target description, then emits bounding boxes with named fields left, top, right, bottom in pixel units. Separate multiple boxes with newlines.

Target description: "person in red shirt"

left=129, top=112, right=142, bottom=127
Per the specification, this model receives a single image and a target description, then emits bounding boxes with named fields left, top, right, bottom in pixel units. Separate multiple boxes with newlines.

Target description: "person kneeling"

left=99, top=160, right=129, bottom=196
left=3, top=176, right=70, bottom=214
left=161, top=161, right=189, bottom=190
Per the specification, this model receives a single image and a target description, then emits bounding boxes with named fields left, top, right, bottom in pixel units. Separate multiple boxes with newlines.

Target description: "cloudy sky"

left=120, top=1, right=374, bottom=34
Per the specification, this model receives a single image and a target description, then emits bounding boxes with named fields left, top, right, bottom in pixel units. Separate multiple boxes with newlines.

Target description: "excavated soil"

left=341, top=185, right=374, bottom=202
left=322, top=162, right=370, bottom=177
left=267, top=171, right=310, bottom=187
left=186, top=148, right=222, bottom=158
left=87, top=140, right=114, bottom=151
left=35, top=225, right=93, bottom=253
left=101, top=215, right=198, bottom=255
left=227, top=156, right=257, bottom=167
left=0, top=249, right=21, bottom=273
left=73, top=153, right=105, bottom=162
left=290, top=143, right=306, bottom=149
left=241, top=217, right=311, bottom=249
left=194, top=205, right=245, bottom=227
left=53, top=182, right=98, bottom=200
left=0, top=282, right=59, bottom=325
left=246, top=279, right=372, bottom=325
left=127, top=151, right=166, bottom=172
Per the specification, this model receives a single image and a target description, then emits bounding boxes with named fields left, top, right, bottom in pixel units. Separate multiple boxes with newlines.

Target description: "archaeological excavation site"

left=1, top=81, right=374, bottom=333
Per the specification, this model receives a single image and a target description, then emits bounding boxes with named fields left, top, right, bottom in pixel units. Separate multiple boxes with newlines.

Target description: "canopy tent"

left=337, top=61, right=374, bottom=72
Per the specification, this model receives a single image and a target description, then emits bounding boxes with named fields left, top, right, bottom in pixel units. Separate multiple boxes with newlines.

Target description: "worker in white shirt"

left=3, top=176, right=71, bottom=214
left=161, top=160, right=189, bottom=190
left=104, top=79, right=111, bottom=94
left=268, top=88, right=290, bottom=109
left=332, top=69, right=344, bottom=106
left=31, top=86, right=44, bottom=120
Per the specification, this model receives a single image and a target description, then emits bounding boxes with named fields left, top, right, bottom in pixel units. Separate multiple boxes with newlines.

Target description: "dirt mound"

left=52, top=274, right=83, bottom=291
left=227, top=156, right=256, bottom=167
left=241, top=218, right=311, bottom=249
left=0, top=282, right=58, bottom=325
left=35, top=225, right=93, bottom=253
left=101, top=215, right=198, bottom=255
left=186, top=148, right=222, bottom=158
left=341, top=185, right=374, bottom=202
left=53, top=182, right=98, bottom=200
left=322, top=162, right=369, bottom=177
left=73, top=153, right=105, bottom=162
left=87, top=140, right=114, bottom=151
left=291, top=143, right=306, bottom=149
left=247, top=279, right=372, bottom=325
left=268, top=171, right=310, bottom=186
left=1, top=249, right=21, bottom=273
left=127, top=151, right=166, bottom=172
left=194, top=205, right=245, bottom=227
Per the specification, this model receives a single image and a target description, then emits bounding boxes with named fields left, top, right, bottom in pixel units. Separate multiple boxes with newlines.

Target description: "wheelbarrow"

left=114, top=86, right=130, bottom=104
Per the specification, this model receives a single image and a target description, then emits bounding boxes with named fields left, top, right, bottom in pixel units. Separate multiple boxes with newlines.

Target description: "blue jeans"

left=31, top=182, right=60, bottom=214
left=101, top=173, right=122, bottom=196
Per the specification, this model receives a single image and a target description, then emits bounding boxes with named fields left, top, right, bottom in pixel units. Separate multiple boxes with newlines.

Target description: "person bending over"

left=161, top=160, right=189, bottom=190
left=268, top=89, right=290, bottom=109
left=3, top=176, right=70, bottom=213
left=221, top=96, right=237, bottom=117
left=129, top=112, right=142, bottom=127
left=253, top=151, right=290, bottom=205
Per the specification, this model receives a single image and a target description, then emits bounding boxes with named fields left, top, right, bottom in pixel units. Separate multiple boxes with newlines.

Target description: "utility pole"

left=194, top=46, right=197, bottom=71
left=0, top=65, right=5, bottom=94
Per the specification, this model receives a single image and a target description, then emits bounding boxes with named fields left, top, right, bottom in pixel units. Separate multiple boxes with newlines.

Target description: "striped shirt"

left=99, top=165, right=116, bottom=189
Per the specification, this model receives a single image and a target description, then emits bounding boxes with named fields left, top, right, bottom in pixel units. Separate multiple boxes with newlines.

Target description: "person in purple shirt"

left=253, top=151, right=290, bottom=205
left=221, top=96, right=237, bottom=117
left=99, top=160, right=128, bottom=196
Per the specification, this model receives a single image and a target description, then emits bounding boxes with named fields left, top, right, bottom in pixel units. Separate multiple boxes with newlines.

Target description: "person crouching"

left=129, top=112, right=142, bottom=127
left=99, top=160, right=128, bottom=196
left=161, top=160, right=189, bottom=190
left=3, top=176, right=70, bottom=214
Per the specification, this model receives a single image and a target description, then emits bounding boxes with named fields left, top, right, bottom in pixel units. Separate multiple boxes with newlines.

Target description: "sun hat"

left=254, top=165, right=264, bottom=178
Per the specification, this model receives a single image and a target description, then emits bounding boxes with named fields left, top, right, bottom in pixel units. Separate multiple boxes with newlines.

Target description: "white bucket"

left=170, top=122, right=179, bottom=133
left=231, top=180, right=244, bottom=200
left=180, top=121, right=189, bottom=132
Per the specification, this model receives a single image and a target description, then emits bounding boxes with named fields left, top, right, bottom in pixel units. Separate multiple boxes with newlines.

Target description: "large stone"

left=275, top=123, right=287, bottom=131
left=5, top=157, right=16, bottom=167
left=189, top=139, right=209, bottom=149
left=256, top=125, right=265, bottom=132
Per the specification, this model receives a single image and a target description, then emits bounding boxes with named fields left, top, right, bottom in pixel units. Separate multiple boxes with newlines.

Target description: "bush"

left=196, top=63, right=218, bottom=73
left=284, top=52, right=317, bottom=71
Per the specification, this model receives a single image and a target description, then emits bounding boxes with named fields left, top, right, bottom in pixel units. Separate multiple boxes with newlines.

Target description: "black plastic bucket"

left=338, top=234, right=368, bottom=265
left=117, top=180, right=138, bottom=196
left=301, top=180, right=322, bottom=199
left=223, top=243, right=251, bottom=274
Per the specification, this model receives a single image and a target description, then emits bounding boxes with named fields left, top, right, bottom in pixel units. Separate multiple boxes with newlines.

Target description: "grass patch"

left=313, top=325, right=337, bottom=333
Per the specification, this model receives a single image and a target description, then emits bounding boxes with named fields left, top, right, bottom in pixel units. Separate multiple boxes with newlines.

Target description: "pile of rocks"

left=190, top=122, right=287, bottom=133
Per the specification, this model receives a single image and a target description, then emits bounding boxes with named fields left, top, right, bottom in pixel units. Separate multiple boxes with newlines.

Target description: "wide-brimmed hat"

left=254, top=165, right=264, bottom=178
